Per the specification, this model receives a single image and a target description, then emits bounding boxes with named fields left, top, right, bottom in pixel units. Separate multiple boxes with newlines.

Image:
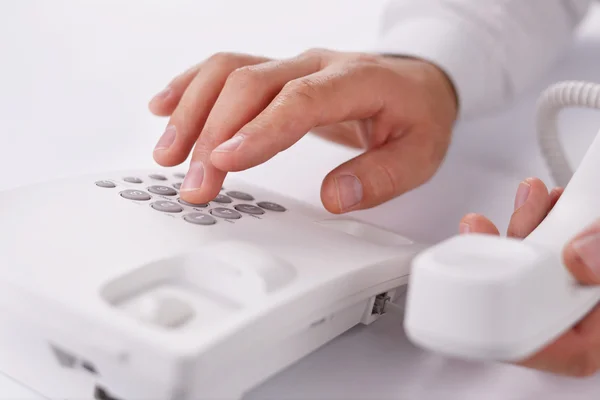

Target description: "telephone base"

left=0, top=169, right=422, bottom=399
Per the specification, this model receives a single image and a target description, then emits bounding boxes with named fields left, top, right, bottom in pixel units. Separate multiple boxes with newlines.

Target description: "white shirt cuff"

left=371, top=17, right=505, bottom=120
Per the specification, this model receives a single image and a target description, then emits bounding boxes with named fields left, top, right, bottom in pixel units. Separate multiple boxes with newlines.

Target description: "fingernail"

left=459, top=223, right=471, bottom=234
left=213, top=134, right=245, bottom=153
left=572, top=233, right=600, bottom=278
left=334, top=174, right=363, bottom=211
left=181, top=161, right=204, bottom=191
left=154, top=125, right=176, bottom=151
left=514, top=181, right=531, bottom=211
left=152, top=86, right=172, bottom=101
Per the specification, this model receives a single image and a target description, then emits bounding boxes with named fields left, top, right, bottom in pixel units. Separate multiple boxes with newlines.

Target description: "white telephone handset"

left=404, top=81, right=600, bottom=361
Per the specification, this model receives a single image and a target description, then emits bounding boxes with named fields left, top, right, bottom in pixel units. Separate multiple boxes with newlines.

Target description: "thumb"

left=320, top=128, right=450, bottom=213
left=563, top=219, right=600, bottom=285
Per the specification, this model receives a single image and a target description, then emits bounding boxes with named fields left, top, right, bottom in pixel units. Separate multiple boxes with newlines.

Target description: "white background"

left=3, top=1, right=600, bottom=399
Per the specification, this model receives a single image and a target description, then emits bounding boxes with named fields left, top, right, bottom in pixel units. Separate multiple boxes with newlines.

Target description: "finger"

left=563, top=219, right=600, bottom=285
left=319, top=126, right=450, bottom=213
left=209, top=61, right=391, bottom=172
left=153, top=53, right=269, bottom=167
left=458, top=213, right=500, bottom=235
left=310, top=122, right=368, bottom=149
left=518, top=304, right=600, bottom=377
left=506, top=177, right=551, bottom=238
left=549, top=187, right=564, bottom=209
left=148, top=63, right=201, bottom=117
left=178, top=54, right=323, bottom=203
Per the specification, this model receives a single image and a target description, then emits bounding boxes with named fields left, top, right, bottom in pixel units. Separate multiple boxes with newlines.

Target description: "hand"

left=148, top=49, right=458, bottom=213
left=460, top=177, right=600, bottom=377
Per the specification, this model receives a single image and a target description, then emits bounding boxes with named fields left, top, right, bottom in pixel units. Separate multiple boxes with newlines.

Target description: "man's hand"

left=461, top=178, right=600, bottom=377
left=148, top=49, right=458, bottom=213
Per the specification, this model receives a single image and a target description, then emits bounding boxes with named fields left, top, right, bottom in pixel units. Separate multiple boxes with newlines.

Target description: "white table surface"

left=3, top=1, right=600, bottom=399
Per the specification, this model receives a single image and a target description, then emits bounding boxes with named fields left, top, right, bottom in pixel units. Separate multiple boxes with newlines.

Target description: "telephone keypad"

left=123, top=177, right=143, bottom=184
left=120, top=189, right=152, bottom=201
left=178, top=199, right=208, bottom=208
left=257, top=201, right=286, bottom=212
left=148, top=185, right=177, bottom=196
left=151, top=201, right=183, bottom=213
left=95, top=180, right=116, bottom=188
left=226, top=191, right=254, bottom=201
left=234, top=204, right=265, bottom=215
left=213, top=194, right=232, bottom=204
left=184, top=212, right=217, bottom=226
left=99, top=171, right=286, bottom=226
left=210, top=207, right=242, bottom=219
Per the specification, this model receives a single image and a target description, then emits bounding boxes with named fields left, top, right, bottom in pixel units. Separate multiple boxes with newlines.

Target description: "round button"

left=257, top=201, right=286, bottom=212
left=123, top=177, right=142, bottom=184
left=120, top=189, right=151, bottom=201
left=95, top=180, right=116, bottom=188
left=173, top=182, right=182, bottom=190
left=210, top=207, right=242, bottom=219
left=151, top=201, right=183, bottom=213
left=234, top=204, right=265, bottom=215
left=178, top=198, right=208, bottom=208
left=213, top=194, right=232, bottom=204
left=173, top=172, right=186, bottom=179
left=148, top=185, right=177, bottom=196
left=226, top=190, right=254, bottom=201
left=184, top=212, right=217, bottom=225
left=149, top=174, right=167, bottom=181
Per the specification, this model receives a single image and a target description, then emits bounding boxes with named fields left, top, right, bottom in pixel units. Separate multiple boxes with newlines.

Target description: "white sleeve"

left=372, top=0, right=592, bottom=119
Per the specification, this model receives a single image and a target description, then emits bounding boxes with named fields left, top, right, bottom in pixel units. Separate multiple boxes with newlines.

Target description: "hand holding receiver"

left=404, top=81, right=600, bottom=366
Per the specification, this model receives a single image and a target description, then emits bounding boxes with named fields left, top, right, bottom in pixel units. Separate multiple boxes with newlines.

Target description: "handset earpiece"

left=404, top=81, right=600, bottom=362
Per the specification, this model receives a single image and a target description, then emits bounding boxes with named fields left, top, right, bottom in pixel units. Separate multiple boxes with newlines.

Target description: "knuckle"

left=351, top=60, right=383, bottom=77
left=354, top=53, right=382, bottom=64
left=298, top=47, right=333, bottom=68
left=226, top=66, right=263, bottom=89
left=371, top=162, right=400, bottom=200
left=282, top=78, right=322, bottom=105
left=207, top=51, right=239, bottom=68
left=302, top=47, right=332, bottom=58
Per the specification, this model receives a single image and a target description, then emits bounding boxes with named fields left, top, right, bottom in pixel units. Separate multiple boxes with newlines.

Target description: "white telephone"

left=1, top=80, right=599, bottom=400
left=0, top=168, right=426, bottom=399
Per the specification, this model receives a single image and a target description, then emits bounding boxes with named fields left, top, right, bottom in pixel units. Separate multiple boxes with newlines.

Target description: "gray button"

left=123, top=177, right=142, bottom=184
left=173, top=182, right=182, bottom=190
left=178, top=198, right=208, bottom=208
left=149, top=174, right=167, bottom=181
left=173, top=172, right=186, bottom=179
left=234, top=204, right=265, bottom=215
left=95, top=180, right=116, bottom=188
left=213, top=194, right=232, bottom=204
left=184, top=212, right=217, bottom=225
left=226, top=191, right=254, bottom=201
left=257, top=201, right=286, bottom=212
left=120, top=189, right=151, bottom=201
left=151, top=200, right=183, bottom=213
left=210, top=207, right=242, bottom=219
left=148, top=185, right=177, bottom=196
